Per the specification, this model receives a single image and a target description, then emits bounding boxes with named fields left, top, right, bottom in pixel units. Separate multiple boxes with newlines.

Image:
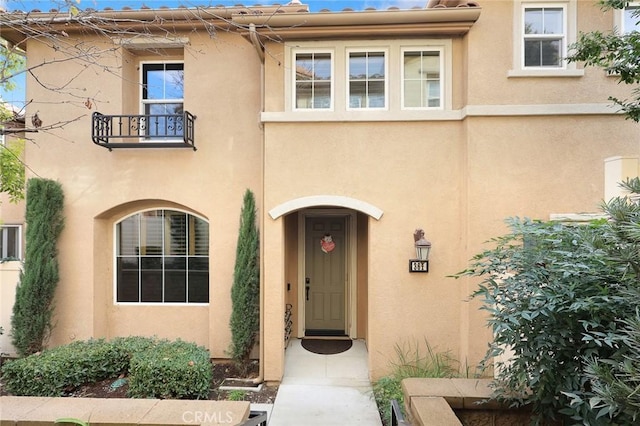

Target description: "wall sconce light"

left=410, top=229, right=431, bottom=273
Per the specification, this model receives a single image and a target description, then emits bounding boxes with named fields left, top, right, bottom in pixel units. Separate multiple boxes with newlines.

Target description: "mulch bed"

left=0, top=360, right=278, bottom=404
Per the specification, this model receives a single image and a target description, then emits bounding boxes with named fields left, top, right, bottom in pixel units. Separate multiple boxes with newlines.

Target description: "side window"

left=141, top=62, right=184, bottom=139
left=622, top=3, right=640, bottom=34
left=402, top=49, right=442, bottom=109
left=523, top=6, right=565, bottom=68
left=116, top=209, right=209, bottom=304
left=348, top=50, right=387, bottom=109
left=294, top=51, right=333, bottom=110
left=0, top=225, right=22, bottom=260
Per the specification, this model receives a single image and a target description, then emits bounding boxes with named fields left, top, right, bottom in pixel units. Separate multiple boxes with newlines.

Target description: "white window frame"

left=292, top=49, right=335, bottom=112
left=113, top=208, right=209, bottom=306
left=139, top=61, right=185, bottom=142
left=401, top=47, right=444, bottom=111
left=522, top=4, right=567, bottom=69
left=509, top=0, right=583, bottom=77
left=0, top=225, right=22, bottom=260
left=615, top=2, right=640, bottom=34
left=280, top=39, right=453, bottom=118
left=346, top=48, right=389, bottom=111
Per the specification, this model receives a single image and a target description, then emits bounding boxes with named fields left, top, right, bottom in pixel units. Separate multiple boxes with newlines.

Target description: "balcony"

left=92, top=112, right=196, bottom=151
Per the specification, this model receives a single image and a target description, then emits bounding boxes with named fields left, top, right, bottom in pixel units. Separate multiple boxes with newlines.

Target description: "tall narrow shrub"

left=228, top=189, right=259, bottom=373
left=11, top=178, right=64, bottom=356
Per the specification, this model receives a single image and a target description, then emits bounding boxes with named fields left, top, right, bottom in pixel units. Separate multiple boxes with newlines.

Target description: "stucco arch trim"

left=268, top=196, right=383, bottom=220
left=95, top=199, right=207, bottom=221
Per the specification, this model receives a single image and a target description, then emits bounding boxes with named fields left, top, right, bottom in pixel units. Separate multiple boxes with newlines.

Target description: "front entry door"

left=305, top=216, right=346, bottom=334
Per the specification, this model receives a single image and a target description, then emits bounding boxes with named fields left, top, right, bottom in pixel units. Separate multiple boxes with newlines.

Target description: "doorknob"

left=306, top=286, right=310, bottom=301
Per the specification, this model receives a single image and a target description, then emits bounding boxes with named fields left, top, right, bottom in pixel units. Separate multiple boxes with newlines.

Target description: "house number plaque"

left=409, top=260, right=429, bottom=273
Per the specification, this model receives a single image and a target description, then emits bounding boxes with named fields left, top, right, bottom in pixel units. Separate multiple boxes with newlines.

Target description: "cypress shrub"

left=228, top=189, right=260, bottom=374
left=11, top=178, right=64, bottom=356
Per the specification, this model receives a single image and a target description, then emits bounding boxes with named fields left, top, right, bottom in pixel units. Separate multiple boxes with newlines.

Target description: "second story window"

left=141, top=62, right=184, bottom=139
left=402, top=49, right=442, bottom=109
left=523, top=6, right=565, bottom=68
left=348, top=50, right=387, bottom=109
left=295, top=52, right=333, bottom=110
left=623, top=3, right=640, bottom=33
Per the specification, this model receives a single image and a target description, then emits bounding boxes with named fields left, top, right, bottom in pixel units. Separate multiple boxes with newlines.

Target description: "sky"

left=0, top=0, right=425, bottom=105
left=2, top=0, right=426, bottom=13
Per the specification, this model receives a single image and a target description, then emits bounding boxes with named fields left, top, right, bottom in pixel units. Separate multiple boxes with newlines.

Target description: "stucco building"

left=1, top=0, right=639, bottom=382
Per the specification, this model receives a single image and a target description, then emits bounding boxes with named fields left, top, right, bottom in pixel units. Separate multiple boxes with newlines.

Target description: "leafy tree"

left=568, top=0, right=640, bottom=121
left=11, top=178, right=64, bottom=356
left=1, top=39, right=26, bottom=203
left=0, top=137, right=25, bottom=203
left=455, top=179, right=640, bottom=424
left=228, top=189, right=260, bottom=374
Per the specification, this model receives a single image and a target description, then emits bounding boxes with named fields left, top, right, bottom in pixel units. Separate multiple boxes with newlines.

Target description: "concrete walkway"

left=267, top=339, right=382, bottom=426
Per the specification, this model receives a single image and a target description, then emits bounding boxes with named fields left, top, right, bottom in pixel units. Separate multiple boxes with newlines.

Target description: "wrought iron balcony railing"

left=92, top=111, right=196, bottom=151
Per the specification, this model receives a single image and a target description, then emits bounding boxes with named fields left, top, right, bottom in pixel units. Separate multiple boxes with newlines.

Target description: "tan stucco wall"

left=262, top=121, right=467, bottom=379
left=0, top=261, right=20, bottom=356
left=9, top=0, right=640, bottom=384
left=466, top=1, right=630, bottom=106
left=23, top=30, right=262, bottom=357
left=262, top=111, right=638, bottom=379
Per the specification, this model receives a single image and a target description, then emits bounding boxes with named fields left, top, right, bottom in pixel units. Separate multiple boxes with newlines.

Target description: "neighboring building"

left=0, top=102, right=25, bottom=355
left=0, top=0, right=638, bottom=382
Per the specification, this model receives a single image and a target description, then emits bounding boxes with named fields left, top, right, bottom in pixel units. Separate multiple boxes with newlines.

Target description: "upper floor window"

left=141, top=62, right=184, bottom=139
left=622, top=3, right=639, bottom=33
left=523, top=6, right=565, bottom=68
left=402, top=49, right=442, bottom=109
left=0, top=225, right=21, bottom=261
left=115, top=209, right=208, bottom=304
left=282, top=40, right=452, bottom=115
left=348, top=50, right=387, bottom=109
left=294, top=52, right=333, bottom=110
left=509, top=0, right=582, bottom=77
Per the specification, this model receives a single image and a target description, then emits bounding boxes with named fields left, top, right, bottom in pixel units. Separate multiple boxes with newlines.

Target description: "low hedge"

left=1, top=336, right=211, bottom=399
left=128, top=339, right=212, bottom=399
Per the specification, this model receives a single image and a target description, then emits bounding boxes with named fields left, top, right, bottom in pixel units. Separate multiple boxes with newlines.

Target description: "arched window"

left=115, top=209, right=209, bottom=303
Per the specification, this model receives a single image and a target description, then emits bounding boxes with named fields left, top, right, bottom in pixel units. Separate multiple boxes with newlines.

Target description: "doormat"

left=301, top=339, right=353, bottom=355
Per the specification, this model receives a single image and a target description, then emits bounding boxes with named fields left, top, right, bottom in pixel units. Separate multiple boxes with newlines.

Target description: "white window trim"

left=291, top=48, right=335, bottom=112
left=400, top=47, right=445, bottom=111
left=346, top=47, right=389, bottom=111
left=139, top=61, right=185, bottom=142
left=509, top=0, right=584, bottom=77
left=283, top=39, right=453, bottom=117
left=615, top=2, right=640, bottom=34
left=1, top=225, right=22, bottom=261
left=113, top=207, right=209, bottom=306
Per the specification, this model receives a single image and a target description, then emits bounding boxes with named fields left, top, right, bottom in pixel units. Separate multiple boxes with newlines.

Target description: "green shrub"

left=372, top=339, right=460, bottom=426
left=128, top=339, right=211, bottom=399
left=1, top=339, right=128, bottom=396
left=229, top=189, right=260, bottom=375
left=0, top=336, right=209, bottom=398
left=373, top=376, right=404, bottom=426
left=11, top=178, right=65, bottom=356
left=227, top=390, right=247, bottom=401
left=455, top=193, right=640, bottom=424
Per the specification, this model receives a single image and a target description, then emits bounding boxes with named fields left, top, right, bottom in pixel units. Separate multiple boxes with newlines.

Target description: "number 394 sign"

left=409, top=260, right=429, bottom=273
